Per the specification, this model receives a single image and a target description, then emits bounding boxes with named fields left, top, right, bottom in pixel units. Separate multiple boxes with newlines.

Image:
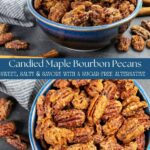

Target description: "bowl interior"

left=29, top=80, right=150, bottom=150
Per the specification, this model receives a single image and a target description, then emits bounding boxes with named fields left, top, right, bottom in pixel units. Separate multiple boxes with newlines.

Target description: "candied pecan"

left=0, top=122, right=16, bottom=137
left=90, top=5, right=105, bottom=26
left=38, top=9, right=48, bottom=18
left=5, top=40, right=29, bottom=50
left=119, top=22, right=130, bottom=34
left=49, top=145, right=67, bottom=150
left=34, top=0, right=42, bottom=9
left=118, top=1, right=135, bottom=18
left=122, top=95, right=140, bottom=107
left=85, top=80, right=103, bottom=97
left=136, top=134, right=145, bottom=150
left=71, top=79, right=91, bottom=88
left=44, top=127, right=74, bottom=146
left=146, top=39, right=150, bottom=48
left=0, top=98, right=12, bottom=121
left=122, top=101, right=148, bottom=117
left=131, top=35, right=145, bottom=52
left=104, top=7, right=122, bottom=24
left=72, top=91, right=89, bottom=110
left=102, top=100, right=122, bottom=121
left=117, top=118, right=145, bottom=144
left=0, top=24, right=9, bottom=34
left=71, top=1, right=92, bottom=10
left=54, top=109, right=85, bottom=128
left=53, top=80, right=70, bottom=89
left=6, top=134, right=28, bottom=150
left=35, top=117, right=55, bottom=139
left=123, top=142, right=138, bottom=150
left=0, top=33, right=13, bottom=45
left=42, top=0, right=57, bottom=12
left=102, top=80, right=118, bottom=100
left=62, top=5, right=90, bottom=26
left=131, top=25, right=150, bottom=40
left=71, top=126, right=94, bottom=143
left=48, top=2, right=69, bottom=23
left=117, top=36, right=131, bottom=52
left=87, top=95, right=108, bottom=124
left=66, top=141, right=97, bottom=150
left=102, top=115, right=124, bottom=136
left=100, top=136, right=123, bottom=150
left=141, top=20, right=150, bottom=32
left=51, top=88, right=74, bottom=111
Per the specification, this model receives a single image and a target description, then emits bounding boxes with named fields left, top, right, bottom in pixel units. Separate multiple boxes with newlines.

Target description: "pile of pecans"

left=34, top=0, right=136, bottom=26
left=0, top=98, right=29, bottom=150
left=35, top=79, right=150, bottom=150
left=117, top=20, right=150, bottom=52
left=0, top=24, right=28, bottom=50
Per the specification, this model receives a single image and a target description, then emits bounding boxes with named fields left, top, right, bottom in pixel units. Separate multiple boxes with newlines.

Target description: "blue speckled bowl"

left=29, top=80, right=150, bottom=150
left=27, top=0, right=142, bottom=51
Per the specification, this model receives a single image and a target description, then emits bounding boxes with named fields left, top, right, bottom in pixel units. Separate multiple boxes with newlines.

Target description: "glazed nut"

left=6, top=134, right=28, bottom=150
left=0, top=24, right=9, bottom=34
left=87, top=95, right=108, bottom=124
left=0, top=33, right=14, bottom=45
left=71, top=79, right=91, bottom=88
left=53, top=80, right=70, bottom=89
left=136, top=133, right=145, bottom=150
left=0, top=98, right=12, bottom=121
left=34, top=0, right=42, bottom=9
left=141, top=20, right=150, bottom=31
left=5, top=40, right=29, bottom=50
left=131, top=25, right=150, bottom=40
left=54, top=109, right=85, bottom=128
left=131, top=35, right=145, bottom=52
left=146, top=39, right=150, bottom=48
left=0, top=122, right=16, bottom=137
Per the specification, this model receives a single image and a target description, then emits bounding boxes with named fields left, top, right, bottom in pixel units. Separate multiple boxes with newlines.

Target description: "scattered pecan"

left=44, top=127, right=74, bottom=146
left=141, top=20, right=150, bottom=31
left=131, top=25, right=150, bottom=40
left=6, top=134, right=28, bottom=150
left=5, top=40, right=29, bottom=50
left=54, top=109, right=85, bottom=128
left=0, top=24, right=9, bottom=34
left=117, top=118, right=145, bottom=144
left=87, top=95, right=108, bottom=124
left=146, top=39, right=150, bottom=49
left=85, top=80, right=103, bottom=97
left=0, top=33, right=14, bottom=45
left=0, top=122, right=16, bottom=137
left=0, top=98, right=12, bottom=121
left=53, top=80, right=71, bottom=89
left=117, top=36, right=131, bottom=52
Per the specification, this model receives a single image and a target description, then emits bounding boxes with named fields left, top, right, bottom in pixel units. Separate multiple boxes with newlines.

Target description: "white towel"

left=0, top=0, right=34, bottom=27
left=0, top=80, right=47, bottom=110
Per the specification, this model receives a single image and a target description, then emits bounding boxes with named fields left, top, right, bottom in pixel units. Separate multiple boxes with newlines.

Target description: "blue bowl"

left=29, top=80, right=150, bottom=150
left=27, top=0, right=142, bottom=51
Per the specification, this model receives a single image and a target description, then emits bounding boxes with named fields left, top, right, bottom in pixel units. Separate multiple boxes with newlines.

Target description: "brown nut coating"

left=44, top=127, right=74, bottom=146
left=102, top=100, right=122, bottom=121
left=0, top=24, right=9, bottom=34
left=141, top=20, right=150, bottom=32
left=0, top=33, right=14, bottom=45
left=136, top=133, right=145, bottom=150
left=85, top=80, right=103, bottom=97
left=71, top=1, right=92, bottom=10
left=146, top=39, right=150, bottom=48
left=0, top=122, right=16, bottom=137
left=102, top=115, right=124, bottom=136
left=0, top=98, right=12, bottom=121
left=5, top=40, right=29, bottom=50
left=6, top=134, right=28, bottom=150
left=131, top=25, right=150, bottom=40
left=117, top=118, right=145, bottom=144
left=53, top=80, right=70, bottom=89
left=71, top=79, right=91, bottom=88
left=54, top=109, right=85, bottom=128
left=87, top=95, right=108, bottom=124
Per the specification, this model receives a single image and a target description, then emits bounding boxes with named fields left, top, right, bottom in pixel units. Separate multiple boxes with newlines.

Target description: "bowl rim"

left=27, top=0, right=142, bottom=32
left=28, top=79, right=150, bottom=150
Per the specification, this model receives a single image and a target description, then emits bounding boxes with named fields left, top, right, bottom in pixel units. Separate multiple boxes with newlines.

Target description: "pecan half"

left=5, top=40, right=29, bottom=50
left=0, top=122, right=16, bottom=137
left=44, top=127, right=74, bottom=146
left=87, top=95, right=108, bottom=124
left=0, top=98, right=12, bottom=121
left=53, top=80, right=71, bottom=89
left=136, top=133, right=145, bottom=150
left=146, top=39, right=150, bottom=48
left=54, top=109, right=85, bottom=128
left=141, top=20, right=150, bottom=31
left=102, top=115, right=124, bottom=136
left=0, top=33, right=14, bottom=45
left=117, top=118, right=145, bottom=143
left=71, top=79, right=91, bottom=88
left=0, top=24, right=9, bottom=34
left=131, top=25, right=150, bottom=40
left=34, top=0, right=42, bottom=9
left=6, top=134, right=28, bottom=150
left=85, top=80, right=103, bottom=97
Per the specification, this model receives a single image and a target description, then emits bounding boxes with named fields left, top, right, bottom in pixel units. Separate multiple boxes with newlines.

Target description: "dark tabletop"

left=0, top=17, right=149, bottom=58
